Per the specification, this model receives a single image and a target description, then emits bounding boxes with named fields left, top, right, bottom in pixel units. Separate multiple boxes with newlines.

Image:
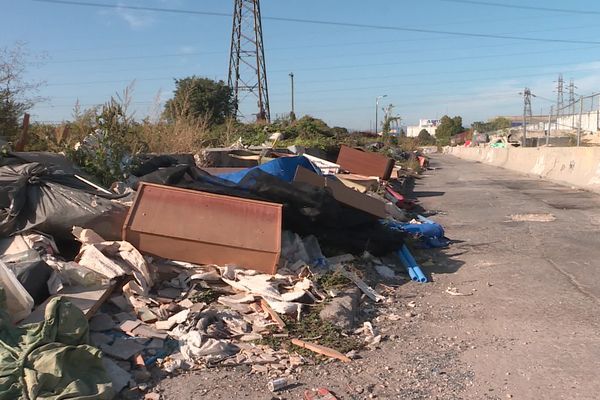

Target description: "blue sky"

left=3, top=0, right=600, bottom=130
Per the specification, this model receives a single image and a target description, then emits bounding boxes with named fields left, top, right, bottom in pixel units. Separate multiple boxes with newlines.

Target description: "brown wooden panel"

left=123, top=183, right=282, bottom=274
left=294, top=167, right=386, bottom=218
left=336, top=145, right=394, bottom=180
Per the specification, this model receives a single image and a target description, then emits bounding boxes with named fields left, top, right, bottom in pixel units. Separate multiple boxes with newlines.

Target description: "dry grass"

left=140, top=86, right=216, bottom=153
left=140, top=116, right=212, bottom=153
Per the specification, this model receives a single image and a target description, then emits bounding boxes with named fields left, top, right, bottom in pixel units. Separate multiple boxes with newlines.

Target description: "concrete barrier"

left=445, top=146, right=600, bottom=193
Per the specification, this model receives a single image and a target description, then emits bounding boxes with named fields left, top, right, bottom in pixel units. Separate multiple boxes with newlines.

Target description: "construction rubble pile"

left=0, top=145, right=449, bottom=399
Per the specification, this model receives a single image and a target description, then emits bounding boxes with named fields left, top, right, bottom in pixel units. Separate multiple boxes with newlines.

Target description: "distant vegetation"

left=0, top=45, right=430, bottom=183
left=417, top=129, right=436, bottom=145
left=0, top=42, right=45, bottom=141
left=435, top=115, right=465, bottom=146
left=471, top=117, right=512, bottom=133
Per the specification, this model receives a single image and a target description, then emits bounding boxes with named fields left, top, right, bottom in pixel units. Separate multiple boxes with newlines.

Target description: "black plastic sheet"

left=0, top=163, right=126, bottom=240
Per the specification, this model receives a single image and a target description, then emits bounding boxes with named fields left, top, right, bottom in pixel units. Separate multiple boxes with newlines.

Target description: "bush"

left=417, top=129, right=436, bottom=145
left=68, top=95, right=146, bottom=186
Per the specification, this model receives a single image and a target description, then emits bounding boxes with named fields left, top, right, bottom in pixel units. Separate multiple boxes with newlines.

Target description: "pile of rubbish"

left=0, top=145, right=449, bottom=399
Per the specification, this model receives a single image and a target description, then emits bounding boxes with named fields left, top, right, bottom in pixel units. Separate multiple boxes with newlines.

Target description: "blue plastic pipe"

left=396, top=250, right=419, bottom=282
left=400, top=245, right=428, bottom=283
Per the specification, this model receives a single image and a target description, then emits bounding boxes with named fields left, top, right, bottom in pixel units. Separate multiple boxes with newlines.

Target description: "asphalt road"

left=156, top=153, right=600, bottom=400
left=415, top=154, right=600, bottom=399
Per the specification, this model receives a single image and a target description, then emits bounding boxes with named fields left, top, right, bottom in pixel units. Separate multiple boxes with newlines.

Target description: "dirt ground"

left=151, top=154, right=600, bottom=400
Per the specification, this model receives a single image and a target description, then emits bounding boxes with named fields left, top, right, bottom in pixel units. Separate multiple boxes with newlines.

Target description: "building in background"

left=406, top=119, right=440, bottom=137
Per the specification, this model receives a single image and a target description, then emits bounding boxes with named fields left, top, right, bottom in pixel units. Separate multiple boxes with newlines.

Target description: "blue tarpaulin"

left=383, top=216, right=450, bottom=248
left=216, top=156, right=319, bottom=184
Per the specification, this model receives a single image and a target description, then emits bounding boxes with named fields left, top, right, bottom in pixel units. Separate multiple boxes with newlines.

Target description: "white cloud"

left=115, top=4, right=155, bottom=29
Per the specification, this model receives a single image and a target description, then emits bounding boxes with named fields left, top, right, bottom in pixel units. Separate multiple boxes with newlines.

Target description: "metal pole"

left=546, top=106, right=553, bottom=146
left=577, top=97, right=583, bottom=146
left=289, top=72, right=295, bottom=119
left=522, top=101, right=527, bottom=147
left=375, top=98, right=379, bottom=135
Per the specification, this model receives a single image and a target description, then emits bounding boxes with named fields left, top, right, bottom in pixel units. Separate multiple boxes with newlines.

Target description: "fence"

left=526, top=92, right=600, bottom=147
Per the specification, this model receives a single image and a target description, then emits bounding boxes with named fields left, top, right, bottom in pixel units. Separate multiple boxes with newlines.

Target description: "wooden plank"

left=291, top=338, right=351, bottom=363
left=336, top=145, right=394, bottom=180
left=260, top=298, right=286, bottom=330
left=21, top=283, right=116, bottom=325
left=294, top=167, right=386, bottom=218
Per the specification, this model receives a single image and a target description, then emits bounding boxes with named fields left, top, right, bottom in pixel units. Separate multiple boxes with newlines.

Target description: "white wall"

left=555, top=110, right=600, bottom=133
left=407, top=126, right=437, bottom=138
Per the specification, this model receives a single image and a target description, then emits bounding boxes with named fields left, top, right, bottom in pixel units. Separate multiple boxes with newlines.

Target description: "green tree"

left=435, top=115, right=464, bottom=146
left=0, top=42, right=44, bottom=140
left=163, top=76, right=236, bottom=125
left=490, top=116, right=511, bottom=131
left=472, top=116, right=511, bottom=133
left=417, top=129, right=436, bottom=145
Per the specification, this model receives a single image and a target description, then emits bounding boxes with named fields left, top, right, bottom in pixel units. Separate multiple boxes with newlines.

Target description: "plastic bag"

left=0, top=260, right=34, bottom=322
left=0, top=163, right=126, bottom=239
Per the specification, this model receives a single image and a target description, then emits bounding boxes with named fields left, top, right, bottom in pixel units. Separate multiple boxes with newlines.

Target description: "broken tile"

left=100, top=338, right=146, bottom=360
left=115, top=360, right=132, bottom=371
left=146, top=338, right=164, bottom=349
left=155, top=320, right=177, bottom=331
left=177, top=299, right=194, bottom=308
left=130, top=324, right=168, bottom=340
left=89, top=313, right=116, bottom=332
left=114, top=312, right=137, bottom=323
left=133, top=337, right=151, bottom=345
left=157, top=287, right=182, bottom=299
left=167, top=309, right=190, bottom=324
left=138, top=308, right=158, bottom=323
left=90, top=332, right=114, bottom=346
left=118, top=319, right=142, bottom=333
left=190, top=302, right=206, bottom=313
left=102, top=357, right=131, bottom=393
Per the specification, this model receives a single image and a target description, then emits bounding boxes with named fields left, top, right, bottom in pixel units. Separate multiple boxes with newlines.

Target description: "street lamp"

left=375, top=95, right=387, bottom=135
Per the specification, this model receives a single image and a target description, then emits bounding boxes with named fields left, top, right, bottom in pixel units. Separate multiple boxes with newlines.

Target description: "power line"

left=269, top=45, right=600, bottom=73
left=39, top=16, right=596, bottom=58
left=273, top=55, right=600, bottom=88
left=44, top=24, right=598, bottom=66
left=42, top=51, right=600, bottom=90
left=40, top=41, right=600, bottom=85
left=435, top=0, right=600, bottom=16
left=269, top=64, right=600, bottom=98
left=33, top=0, right=600, bottom=45
left=46, top=50, right=224, bottom=64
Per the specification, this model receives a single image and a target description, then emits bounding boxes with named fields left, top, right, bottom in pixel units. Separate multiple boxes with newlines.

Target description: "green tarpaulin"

left=0, top=290, right=113, bottom=400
